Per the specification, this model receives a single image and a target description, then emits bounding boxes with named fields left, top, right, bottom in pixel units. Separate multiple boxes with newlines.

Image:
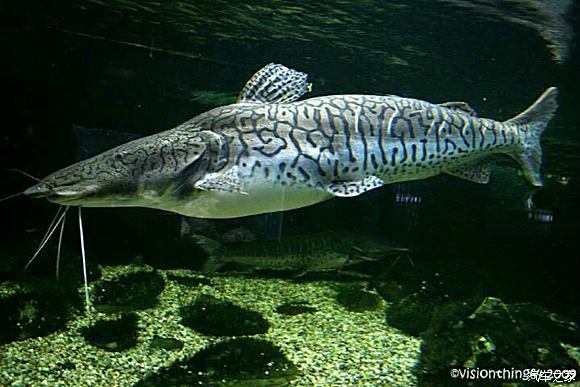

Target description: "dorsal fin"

left=439, top=101, right=477, bottom=116
left=237, top=63, right=312, bottom=104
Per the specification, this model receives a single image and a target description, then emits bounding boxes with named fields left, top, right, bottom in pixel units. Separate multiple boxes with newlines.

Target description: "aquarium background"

left=0, top=1, right=578, bottom=385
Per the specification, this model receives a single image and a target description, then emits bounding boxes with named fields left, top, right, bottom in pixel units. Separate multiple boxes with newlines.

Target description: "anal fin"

left=327, top=176, right=384, bottom=197
left=444, top=159, right=492, bottom=184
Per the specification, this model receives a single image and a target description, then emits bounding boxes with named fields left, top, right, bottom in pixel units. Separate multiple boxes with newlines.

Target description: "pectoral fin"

left=444, top=160, right=492, bottom=184
left=195, top=166, right=247, bottom=194
left=327, top=176, right=384, bottom=197
left=237, top=63, right=312, bottom=104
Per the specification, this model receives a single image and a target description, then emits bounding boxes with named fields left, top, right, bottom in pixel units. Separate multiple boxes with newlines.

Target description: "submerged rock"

left=385, top=290, right=579, bottom=383
left=385, top=270, right=477, bottom=337
left=94, top=271, right=165, bottom=313
left=181, top=294, right=270, bottom=336
left=149, top=335, right=184, bottom=351
left=420, top=297, right=579, bottom=384
left=376, top=280, right=407, bottom=303
left=0, top=286, right=79, bottom=344
left=137, top=338, right=299, bottom=386
left=387, top=293, right=437, bottom=337
left=221, top=226, right=256, bottom=243
left=336, top=286, right=382, bottom=312
left=82, top=313, right=139, bottom=352
left=275, top=301, right=317, bottom=316
left=166, top=273, right=212, bottom=287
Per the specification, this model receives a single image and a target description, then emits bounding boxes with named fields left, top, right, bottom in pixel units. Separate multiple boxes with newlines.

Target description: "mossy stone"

left=94, top=271, right=165, bottom=313
left=419, top=297, right=579, bottom=384
left=376, top=280, right=407, bottom=302
left=181, top=294, right=269, bottom=336
left=336, top=286, right=382, bottom=312
left=136, top=338, right=299, bottom=386
left=149, top=335, right=184, bottom=351
left=275, top=301, right=317, bottom=316
left=387, top=293, right=436, bottom=336
left=0, top=287, right=78, bottom=344
left=83, top=313, right=139, bottom=352
left=166, top=274, right=212, bottom=287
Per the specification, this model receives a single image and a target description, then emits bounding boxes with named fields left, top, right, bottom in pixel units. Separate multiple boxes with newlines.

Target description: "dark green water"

left=0, top=1, right=578, bottom=385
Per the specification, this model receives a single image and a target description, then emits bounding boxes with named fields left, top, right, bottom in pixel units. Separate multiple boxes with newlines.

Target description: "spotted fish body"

left=204, top=236, right=351, bottom=273
left=24, top=64, right=558, bottom=219
left=199, top=232, right=407, bottom=273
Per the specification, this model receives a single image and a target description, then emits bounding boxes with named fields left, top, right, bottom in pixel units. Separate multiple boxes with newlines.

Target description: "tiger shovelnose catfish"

left=24, top=63, right=558, bottom=218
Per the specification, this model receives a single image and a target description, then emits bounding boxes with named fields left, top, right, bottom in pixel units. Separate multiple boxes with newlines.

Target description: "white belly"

left=159, top=180, right=333, bottom=218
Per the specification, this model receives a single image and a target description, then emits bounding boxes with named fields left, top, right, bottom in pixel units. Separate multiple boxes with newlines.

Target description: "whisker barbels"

left=56, top=206, right=69, bottom=280
left=0, top=191, right=23, bottom=203
left=78, top=207, right=91, bottom=312
left=8, top=168, right=44, bottom=183
left=25, top=206, right=67, bottom=269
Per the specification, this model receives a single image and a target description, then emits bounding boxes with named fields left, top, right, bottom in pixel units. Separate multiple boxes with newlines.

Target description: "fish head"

left=23, top=129, right=225, bottom=207
left=343, top=254, right=368, bottom=266
left=345, top=235, right=411, bottom=262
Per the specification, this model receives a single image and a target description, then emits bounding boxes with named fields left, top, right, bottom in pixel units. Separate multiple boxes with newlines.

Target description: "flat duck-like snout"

left=23, top=183, right=52, bottom=199
left=24, top=181, right=102, bottom=203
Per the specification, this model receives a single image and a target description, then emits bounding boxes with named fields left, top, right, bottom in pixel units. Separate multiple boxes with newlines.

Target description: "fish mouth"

left=24, top=183, right=100, bottom=203
left=45, top=194, right=88, bottom=204
left=23, top=185, right=53, bottom=199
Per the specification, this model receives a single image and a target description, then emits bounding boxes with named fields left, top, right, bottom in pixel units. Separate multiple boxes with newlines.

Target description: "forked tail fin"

left=505, top=87, right=558, bottom=187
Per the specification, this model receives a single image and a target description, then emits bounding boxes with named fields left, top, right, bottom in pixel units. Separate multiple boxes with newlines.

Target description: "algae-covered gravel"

left=0, top=265, right=421, bottom=386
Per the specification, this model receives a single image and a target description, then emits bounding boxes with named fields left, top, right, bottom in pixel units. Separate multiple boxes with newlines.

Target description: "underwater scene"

left=0, top=1, right=579, bottom=386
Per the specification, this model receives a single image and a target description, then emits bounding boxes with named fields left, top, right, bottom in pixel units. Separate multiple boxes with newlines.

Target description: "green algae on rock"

left=335, top=285, right=382, bottom=312
left=387, top=293, right=438, bottom=337
left=136, top=337, right=299, bottom=386
left=0, top=287, right=79, bottom=344
left=0, top=267, right=421, bottom=386
left=166, top=273, right=212, bottom=287
left=376, top=280, right=407, bottom=303
left=149, top=335, right=184, bottom=351
left=94, top=270, right=165, bottom=313
left=419, top=297, right=579, bottom=384
left=180, top=294, right=270, bottom=336
left=275, top=301, right=317, bottom=316
left=82, top=313, right=139, bottom=352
